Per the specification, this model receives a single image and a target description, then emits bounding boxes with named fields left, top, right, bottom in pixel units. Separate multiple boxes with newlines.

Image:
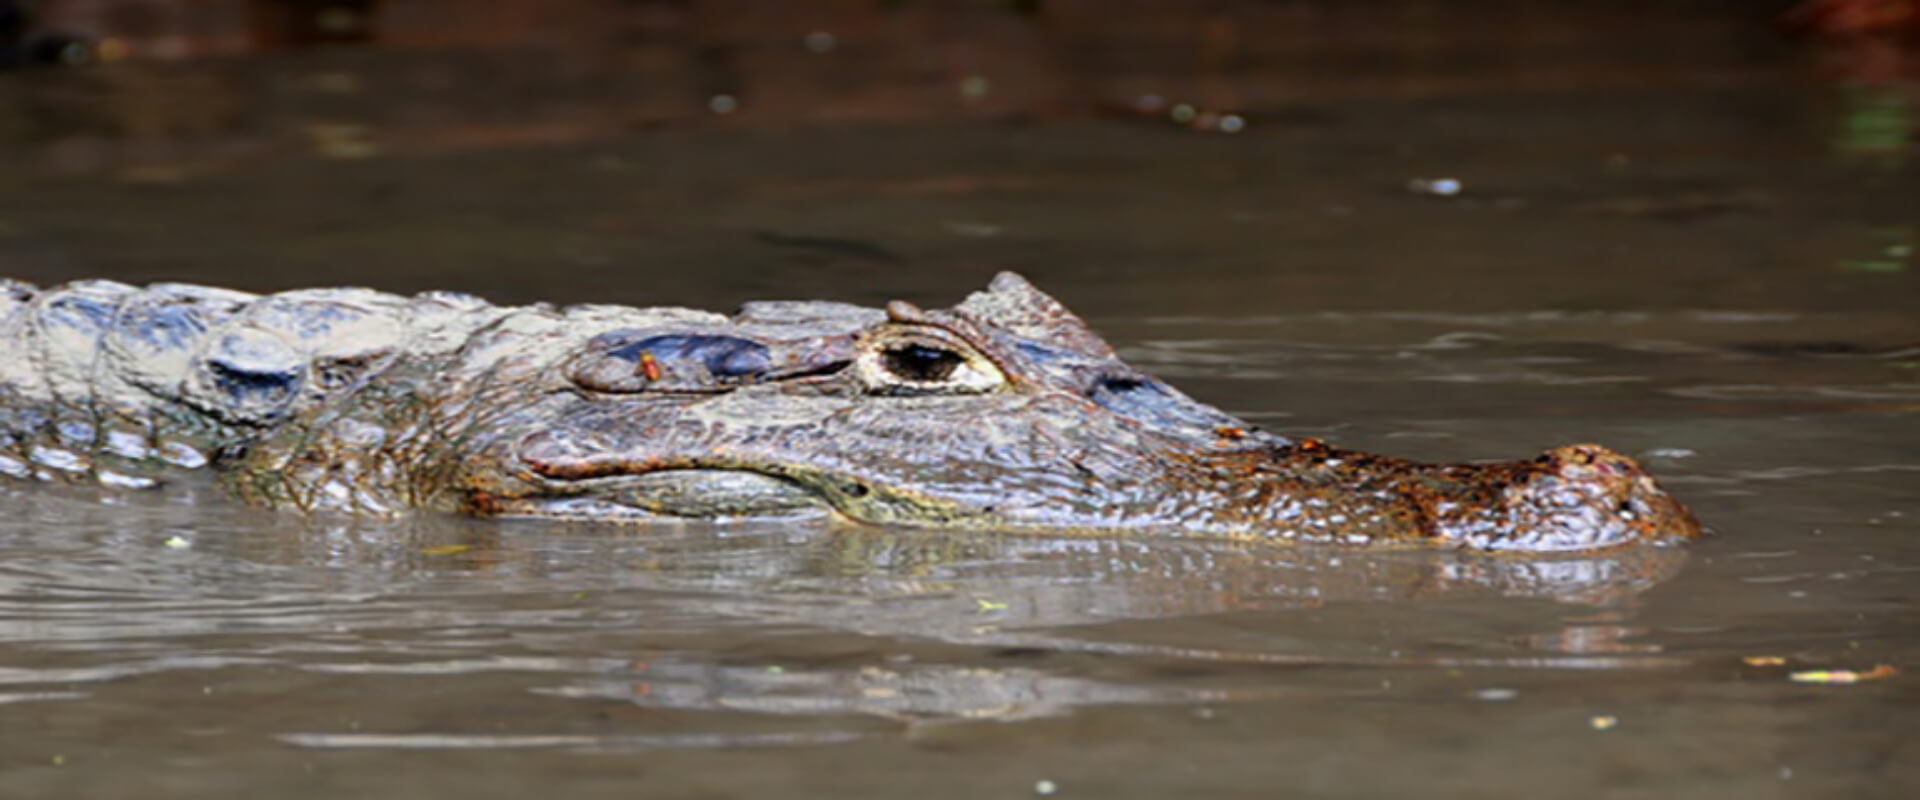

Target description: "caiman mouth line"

left=517, top=449, right=984, bottom=525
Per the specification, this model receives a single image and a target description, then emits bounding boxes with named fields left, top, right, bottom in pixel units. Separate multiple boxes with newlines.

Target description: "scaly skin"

left=0, top=273, right=1700, bottom=551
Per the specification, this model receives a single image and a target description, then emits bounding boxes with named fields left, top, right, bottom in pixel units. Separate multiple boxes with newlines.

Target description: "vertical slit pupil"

left=883, top=344, right=963, bottom=382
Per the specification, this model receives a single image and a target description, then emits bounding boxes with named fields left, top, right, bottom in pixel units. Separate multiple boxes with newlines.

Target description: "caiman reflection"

left=0, top=273, right=1699, bottom=551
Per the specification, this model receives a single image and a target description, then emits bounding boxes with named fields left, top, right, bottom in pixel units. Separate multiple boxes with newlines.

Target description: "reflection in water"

left=1787, top=0, right=1920, bottom=164
left=0, top=481, right=1688, bottom=728
left=534, top=658, right=1240, bottom=724
left=276, top=730, right=869, bottom=753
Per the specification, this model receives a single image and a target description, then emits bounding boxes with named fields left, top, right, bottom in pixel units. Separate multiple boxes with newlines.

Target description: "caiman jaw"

left=1418, top=444, right=1700, bottom=551
left=510, top=441, right=988, bottom=525
left=1208, top=441, right=1701, bottom=551
left=508, top=429, right=1699, bottom=551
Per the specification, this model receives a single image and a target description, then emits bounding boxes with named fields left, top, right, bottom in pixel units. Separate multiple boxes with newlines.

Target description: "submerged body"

left=0, top=273, right=1699, bottom=551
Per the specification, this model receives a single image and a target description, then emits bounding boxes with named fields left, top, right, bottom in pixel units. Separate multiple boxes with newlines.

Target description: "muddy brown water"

left=1, top=6, right=1918, bottom=799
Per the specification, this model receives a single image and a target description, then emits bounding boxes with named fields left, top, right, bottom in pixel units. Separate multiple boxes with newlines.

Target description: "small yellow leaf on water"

left=1743, top=656, right=1787, bottom=667
left=163, top=536, right=191, bottom=549
left=975, top=598, right=1011, bottom=612
left=1590, top=715, right=1618, bottom=730
left=421, top=545, right=471, bottom=557
left=51, top=754, right=65, bottom=766
left=1789, top=664, right=1896, bottom=685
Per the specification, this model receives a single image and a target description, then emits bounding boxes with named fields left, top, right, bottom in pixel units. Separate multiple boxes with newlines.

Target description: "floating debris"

left=163, top=535, right=191, bottom=549
left=708, top=94, right=739, bottom=115
left=1789, top=664, right=1896, bottom=684
left=1644, top=448, right=1696, bottom=459
left=420, top=544, right=471, bottom=557
left=306, top=122, right=381, bottom=160
left=1743, top=655, right=1788, bottom=667
left=1589, top=715, right=1618, bottom=730
left=975, top=598, right=1011, bottom=612
left=1103, top=96, right=1244, bottom=133
left=1471, top=687, right=1518, bottom=701
left=1187, top=111, right=1247, bottom=134
left=1034, top=779, right=1059, bottom=796
left=1408, top=177, right=1464, bottom=197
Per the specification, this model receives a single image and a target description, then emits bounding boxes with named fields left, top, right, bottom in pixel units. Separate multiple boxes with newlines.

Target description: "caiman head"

left=475, top=272, right=1699, bottom=552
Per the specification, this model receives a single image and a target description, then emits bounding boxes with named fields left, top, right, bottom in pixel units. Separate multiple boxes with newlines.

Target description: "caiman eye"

left=882, top=344, right=963, bottom=382
left=855, top=326, right=1005, bottom=395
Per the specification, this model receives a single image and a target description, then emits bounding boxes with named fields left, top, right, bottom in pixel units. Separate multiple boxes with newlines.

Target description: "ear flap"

left=953, top=272, right=1115, bottom=359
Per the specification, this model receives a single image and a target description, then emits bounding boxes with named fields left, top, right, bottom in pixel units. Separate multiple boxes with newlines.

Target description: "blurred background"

left=0, top=0, right=1913, bottom=316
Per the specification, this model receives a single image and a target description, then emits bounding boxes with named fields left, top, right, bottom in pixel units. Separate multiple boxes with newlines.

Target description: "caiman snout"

left=1427, top=444, right=1701, bottom=552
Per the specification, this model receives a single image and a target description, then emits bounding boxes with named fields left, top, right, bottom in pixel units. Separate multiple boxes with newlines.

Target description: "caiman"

left=0, top=273, right=1700, bottom=552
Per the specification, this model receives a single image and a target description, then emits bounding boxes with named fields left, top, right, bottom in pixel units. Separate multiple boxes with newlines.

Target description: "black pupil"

left=882, top=344, right=963, bottom=382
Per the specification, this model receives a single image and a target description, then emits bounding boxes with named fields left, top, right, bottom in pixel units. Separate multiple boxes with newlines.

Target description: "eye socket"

left=855, top=326, right=1005, bottom=395
left=882, top=344, right=964, bottom=382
